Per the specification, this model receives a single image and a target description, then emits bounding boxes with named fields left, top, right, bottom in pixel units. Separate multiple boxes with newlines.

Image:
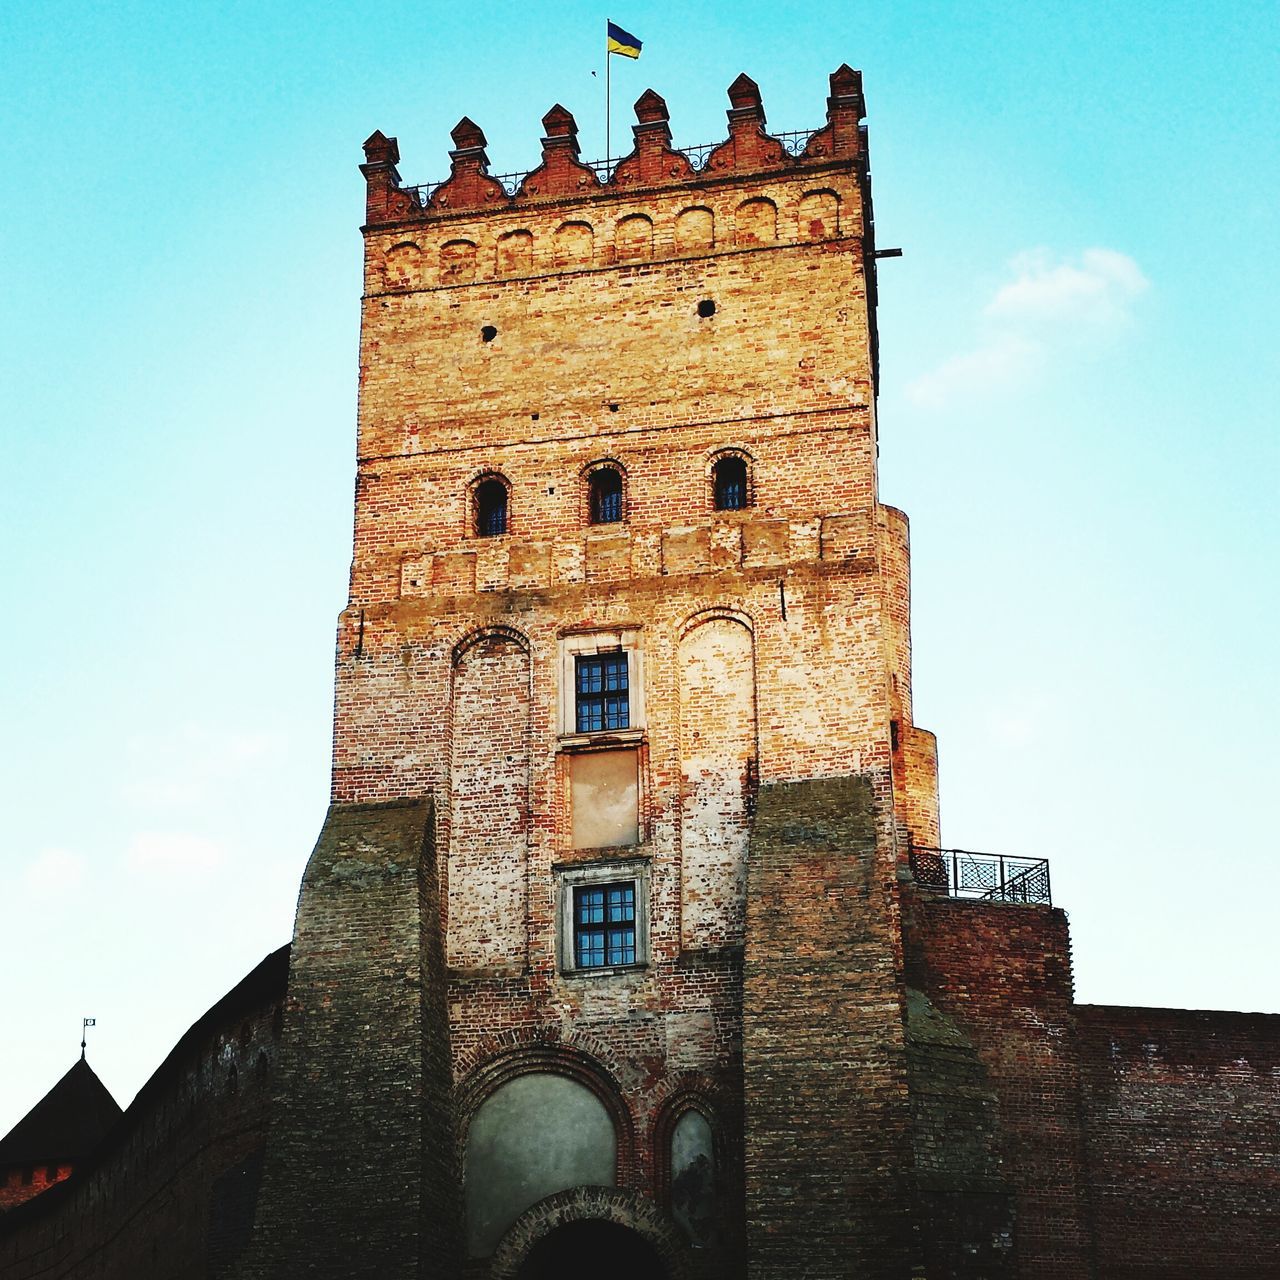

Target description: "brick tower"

left=240, top=65, right=946, bottom=1279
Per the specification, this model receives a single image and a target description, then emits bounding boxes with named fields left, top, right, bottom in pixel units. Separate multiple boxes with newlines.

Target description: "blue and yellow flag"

left=607, top=21, right=642, bottom=58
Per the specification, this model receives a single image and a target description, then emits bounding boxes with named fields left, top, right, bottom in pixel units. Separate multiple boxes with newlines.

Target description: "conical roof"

left=0, top=1059, right=121, bottom=1167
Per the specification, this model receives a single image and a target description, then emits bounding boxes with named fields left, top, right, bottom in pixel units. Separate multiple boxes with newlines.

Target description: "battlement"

left=360, top=65, right=867, bottom=228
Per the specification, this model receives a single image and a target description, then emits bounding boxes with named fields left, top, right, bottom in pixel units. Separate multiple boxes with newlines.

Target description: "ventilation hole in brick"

left=697, top=299, right=716, bottom=318
left=531, top=411, right=540, bottom=420
left=481, top=324, right=498, bottom=343
left=608, top=402, right=619, bottom=412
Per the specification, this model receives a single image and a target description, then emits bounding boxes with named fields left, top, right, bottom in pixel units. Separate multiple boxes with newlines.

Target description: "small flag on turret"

left=607, top=21, right=642, bottom=59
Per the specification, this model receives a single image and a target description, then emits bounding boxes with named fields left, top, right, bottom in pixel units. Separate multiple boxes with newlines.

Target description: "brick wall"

left=906, top=892, right=1096, bottom=1279
left=1078, top=1004, right=1280, bottom=1279
left=743, top=775, right=914, bottom=1277
left=235, top=799, right=459, bottom=1279
left=904, top=986, right=1016, bottom=1276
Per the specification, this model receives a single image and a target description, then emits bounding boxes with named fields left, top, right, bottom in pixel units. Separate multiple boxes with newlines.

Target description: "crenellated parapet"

left=360, top=65, right=866, bottom=228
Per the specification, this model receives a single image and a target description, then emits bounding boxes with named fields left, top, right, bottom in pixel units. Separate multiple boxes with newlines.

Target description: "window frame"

left=467, top=471, right=512, bottom=539
left=557, top=859, right=651, bottom=976
left=584, top=460, right=627, bottom=526
left=711, top=452, right=751, bottom=511
left=572, top=880, right=637, bottom=968
left=558, top=630, right=645, bottom=742
left=473, top=476, right=509, bottom=537
left=574, top=651, right=630, bottom=734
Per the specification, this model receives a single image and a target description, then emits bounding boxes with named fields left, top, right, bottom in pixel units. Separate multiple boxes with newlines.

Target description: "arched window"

left=713, top=454, right=749, bottom=510
left=474, top=477, right=508, bottom=536
left=588, top=467, right=624, bottom=525
left=670, top=1108, right=717, bottom=1246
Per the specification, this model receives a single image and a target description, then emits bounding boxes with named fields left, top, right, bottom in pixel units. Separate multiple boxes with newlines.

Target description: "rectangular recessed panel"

left=570, top=748, right=639, bottom=849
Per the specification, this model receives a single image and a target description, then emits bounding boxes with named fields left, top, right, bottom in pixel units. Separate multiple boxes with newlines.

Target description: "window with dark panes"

left=713, top=455, right=748, bottom=510
left=589, top=467, right=624, bottom=524
left=573, top=882, right=636, bottom=968
left=474, top=478, right=508, bottom=536
left=575, top=653, right=629, bottom=732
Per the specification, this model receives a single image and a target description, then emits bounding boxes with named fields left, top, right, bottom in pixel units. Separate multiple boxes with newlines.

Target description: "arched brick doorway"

left=488, top=1186, right=690, bottom=1280
left=517, top=1219, right=666, bottom=1279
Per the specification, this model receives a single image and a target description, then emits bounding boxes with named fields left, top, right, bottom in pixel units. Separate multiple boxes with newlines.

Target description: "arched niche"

left=615, top=213, right=654, bottom=261
left=465, top=1073, right=617, bottom=1257
left=382, top=240, right=423, bottom=289
left=448, top=628, right=530, bottom=968
left=733, top=197, right=777, bottom=247
left=677, top=614, right=756, bottom=948
left=441, top=238, right=478, bottom=283
left=798, top=189, right=840, bottom=239
left=670, top=1109, right=717, bottom=1247
left=497, top=229, right=534, bottom=276
left=555, top=220, right=594, bottom=268
left=674, top=206, right=714, bottom=254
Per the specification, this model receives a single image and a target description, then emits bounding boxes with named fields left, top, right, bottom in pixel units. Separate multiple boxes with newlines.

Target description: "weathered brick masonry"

left=3, top=60, right=1279, bottom=1280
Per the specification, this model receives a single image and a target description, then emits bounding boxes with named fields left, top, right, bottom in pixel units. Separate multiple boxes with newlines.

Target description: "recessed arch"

left=464, top=1073, right=617, bottom=1257
left=488, top=1187, right=691, bottom=1280
left=798, top=188, right=841, bottom=239
left=615, top=213, right=654, bottom=261
left=674, top=206, right=714, bottom=253
left=451, top=622, right=532, bottom=668
left=554, top=220, right=594, bottom=267
left=709, top=447, right=754, bottom=511
left=382, top=240, right=423, bottom=288
left=581, top=457, right=627, bottom=525
left=468, top=470, right=511, bottom=536
left=734, top=197, right=777, bottom=246
left=441, top=237, right=478, bottom=282
left=497, top=229, right=534, bottom=275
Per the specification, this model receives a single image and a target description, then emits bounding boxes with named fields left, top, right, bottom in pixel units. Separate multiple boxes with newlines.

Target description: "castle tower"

left=242, top=65, right=944, bottom=1279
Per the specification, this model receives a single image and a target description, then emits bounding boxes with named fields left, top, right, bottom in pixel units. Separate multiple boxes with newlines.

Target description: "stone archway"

left=518, top=1219, right=665, bottom=1279
left=488, top=1186, right=690, bottom=1280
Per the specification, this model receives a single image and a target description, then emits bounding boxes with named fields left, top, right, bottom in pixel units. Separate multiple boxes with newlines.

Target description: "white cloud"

left=985, top=248, right=1148, bottom=328
left=125, top=831, right=225, bottom=876
left=906, top=248, right=1148, bottom=408
left=906, top=333, right=1041, bottom=411
left=23, top=847, right=88, bottom=895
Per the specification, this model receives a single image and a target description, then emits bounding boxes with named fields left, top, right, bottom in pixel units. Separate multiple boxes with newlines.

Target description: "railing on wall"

left=403, top=128, right=820, bottom=207
left=909, top=845, right=1052, bottom=906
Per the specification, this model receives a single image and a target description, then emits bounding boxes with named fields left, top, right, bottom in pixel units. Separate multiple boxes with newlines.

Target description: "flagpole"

left=605, top=21, right=612, bottom=172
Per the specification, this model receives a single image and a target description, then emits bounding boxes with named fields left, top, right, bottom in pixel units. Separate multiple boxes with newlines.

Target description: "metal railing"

left=403, top=127, right=819, bottom=208
left=909, top=845, right=1052, bottom=905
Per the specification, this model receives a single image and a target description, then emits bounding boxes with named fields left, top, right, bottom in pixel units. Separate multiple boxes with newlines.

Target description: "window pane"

left=714, top=457, right=748, bottom=511
left=574, top=654, right=630, bottom=735
left=590, top=469, right=624, bottom=524
left=606, top=928, right=636, bottom=965
left=475, top=479, right=508, bottom=535
left=573, top=881, right=639, bottom=968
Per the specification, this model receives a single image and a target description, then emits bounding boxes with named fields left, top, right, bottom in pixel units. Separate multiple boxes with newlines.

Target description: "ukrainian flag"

left=607, top=21, right=642, bottom=58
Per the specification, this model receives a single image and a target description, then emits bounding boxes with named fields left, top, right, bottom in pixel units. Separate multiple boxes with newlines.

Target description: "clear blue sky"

left=2, top=0, right=1276, bottom=1127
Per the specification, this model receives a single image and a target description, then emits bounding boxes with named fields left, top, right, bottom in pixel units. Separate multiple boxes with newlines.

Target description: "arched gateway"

left=488, top=1187, right=689, bottom=1280
left=517, top=1220, right=665, bottom=1279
